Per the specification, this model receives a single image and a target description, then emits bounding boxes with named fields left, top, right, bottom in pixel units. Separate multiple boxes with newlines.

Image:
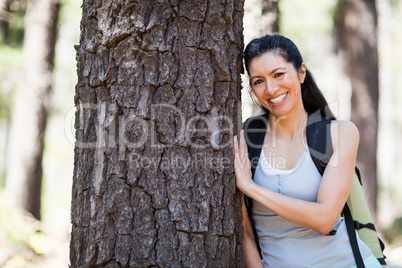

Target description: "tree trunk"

left=243, top=0, right=279, bottom=41
left=0, top=0, right=11, bottom=44
left=261, top=0, right=279, bottom=34
left=5, top=0, right=60, bottom=220
left=334, top=0, right=379, bottom=218
left=70, top=0, right=244, bottom=267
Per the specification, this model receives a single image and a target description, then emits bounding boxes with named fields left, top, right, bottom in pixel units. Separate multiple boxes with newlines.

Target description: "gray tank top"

left=253, top=145, right=372, bottom=267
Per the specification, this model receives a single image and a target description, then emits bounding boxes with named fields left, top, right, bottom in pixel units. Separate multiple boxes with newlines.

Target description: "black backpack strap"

left=306, top=112, right=333, bottom=174
left=242, top=113, right=269, bottom=259
left=343, top=204, right=365, bottom=268
left=355, top=167, right=362, bottom=185
left=243, top=113, right=269, bottom=176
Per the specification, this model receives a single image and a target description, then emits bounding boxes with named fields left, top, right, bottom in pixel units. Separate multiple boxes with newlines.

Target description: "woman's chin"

left=264, top=104, right=291, bottom=117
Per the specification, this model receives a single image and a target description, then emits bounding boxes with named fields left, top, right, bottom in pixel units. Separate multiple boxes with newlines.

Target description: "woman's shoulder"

left=330, top=119, right=360, bottom=149
left=330, top=119, right=359, bottom=136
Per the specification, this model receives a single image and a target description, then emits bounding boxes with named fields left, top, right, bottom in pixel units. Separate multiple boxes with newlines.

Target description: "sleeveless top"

left=253, top=144, right=372, bottom=268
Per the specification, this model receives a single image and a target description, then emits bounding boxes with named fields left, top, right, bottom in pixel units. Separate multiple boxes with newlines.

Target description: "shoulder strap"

left=243, top=113, right=269, bottom=177
left=242, top=113, right=269, bottom=259
left=306, top=112, right=333, bottom=173
left=343, top=204, right=366, bottom=268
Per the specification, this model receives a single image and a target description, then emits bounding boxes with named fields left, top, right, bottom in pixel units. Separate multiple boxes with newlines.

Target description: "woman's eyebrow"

left=269, top=66, right=286, bottom=75
left=250, top=67, right=286, bottom=80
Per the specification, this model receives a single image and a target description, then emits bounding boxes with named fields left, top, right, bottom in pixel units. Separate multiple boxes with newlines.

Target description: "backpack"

left=243, top=112, right=386, bottom=268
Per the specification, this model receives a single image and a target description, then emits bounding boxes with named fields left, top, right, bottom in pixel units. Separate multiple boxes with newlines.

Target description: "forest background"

left=0, top=0, right=402, bottom=267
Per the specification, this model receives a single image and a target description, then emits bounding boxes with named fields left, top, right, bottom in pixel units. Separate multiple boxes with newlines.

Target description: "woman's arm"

left=234, top=121, right=359, bottom=235
left=241, top=195, right=264, bottom=268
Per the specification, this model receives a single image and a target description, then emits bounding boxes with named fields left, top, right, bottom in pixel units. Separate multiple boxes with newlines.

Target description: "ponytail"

left=302, top=70, right=335, bottom=119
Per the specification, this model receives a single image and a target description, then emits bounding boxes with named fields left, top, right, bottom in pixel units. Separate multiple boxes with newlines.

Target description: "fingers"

left=239, top=129, right=244, bottom=156
left=234, top=130, right=248, bottom=156
left=240, top=129, right=249, bottom=157
left=233, top=135, right=242, bottom=172
left=233, top=134, right=239, bottom=155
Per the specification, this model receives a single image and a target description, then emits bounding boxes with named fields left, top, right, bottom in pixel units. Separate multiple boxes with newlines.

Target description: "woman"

left=233, top=35, right=381, bottom=267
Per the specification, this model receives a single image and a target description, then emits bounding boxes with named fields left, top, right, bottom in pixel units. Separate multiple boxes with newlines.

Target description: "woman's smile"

left=269, top=92, right=288, bottom=106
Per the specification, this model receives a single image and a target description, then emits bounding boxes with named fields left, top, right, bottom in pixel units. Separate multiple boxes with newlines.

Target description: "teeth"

left=269, top=93, right=287, bottom=104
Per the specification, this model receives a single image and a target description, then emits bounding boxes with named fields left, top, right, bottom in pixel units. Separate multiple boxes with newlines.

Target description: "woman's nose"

left=265, top=80, right=278, bottom=94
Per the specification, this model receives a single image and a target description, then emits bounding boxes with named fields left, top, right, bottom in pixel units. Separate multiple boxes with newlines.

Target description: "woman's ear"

left=299, top=63, right=307, bottom=83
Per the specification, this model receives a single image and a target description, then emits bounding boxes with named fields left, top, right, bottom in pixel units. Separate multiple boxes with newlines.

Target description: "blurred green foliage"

left=0, top=44, right=22, bottom=67
left=0, top=190, right=50, bottom=259
left=0, top=191, right=58, bottom=267
left=0, top=191, right=35, bottom=245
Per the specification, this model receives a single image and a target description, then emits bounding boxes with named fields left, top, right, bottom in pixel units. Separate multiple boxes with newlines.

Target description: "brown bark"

left=5, top=0, right=60, bottom=220
left=334, top=0, right=379, bottom=218
left=70, top=0, right=244, bottom=267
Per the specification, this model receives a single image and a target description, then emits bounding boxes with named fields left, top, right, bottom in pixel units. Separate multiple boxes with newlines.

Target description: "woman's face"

left=248, top=52, right=306, bottom=117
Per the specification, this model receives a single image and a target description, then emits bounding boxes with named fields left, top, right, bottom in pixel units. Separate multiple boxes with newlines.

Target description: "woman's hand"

left=234, top=129, right=254, bottom=194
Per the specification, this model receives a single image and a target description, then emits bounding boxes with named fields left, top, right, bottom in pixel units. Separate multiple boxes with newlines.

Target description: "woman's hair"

left=243, top=34, right=334, bottom=119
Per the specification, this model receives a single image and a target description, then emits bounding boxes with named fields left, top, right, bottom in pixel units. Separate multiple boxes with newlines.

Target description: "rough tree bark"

left=334, top=0, right=379, bottom=218
left=5, top=0, right=60, bottom=220
left=70, top=0, right=244, bottom=267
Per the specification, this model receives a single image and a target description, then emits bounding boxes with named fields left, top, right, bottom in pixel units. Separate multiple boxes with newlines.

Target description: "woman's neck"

left=268, top=107, right=307, bottom=139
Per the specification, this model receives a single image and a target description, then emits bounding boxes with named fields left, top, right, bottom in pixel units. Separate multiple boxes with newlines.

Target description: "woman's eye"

left=253, top=79, right=263, bottom=86
left=274, top=72, right=284, bottom=78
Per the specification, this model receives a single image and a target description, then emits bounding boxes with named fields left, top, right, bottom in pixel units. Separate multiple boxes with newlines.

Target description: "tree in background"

left=261, top=0, right=279, bottom=34
left=0, top=0, right=26, bottom=186
left=0, top=0, right=12, bottom=43
left=244, top=0, right=278, bottom=37
left=5, top=0, right=60, bottom=220
left=334, top=0, right=379, bottom=218
left=70, top=0, right=244, bottom=266
left=0, top=0, right=27, bottom=45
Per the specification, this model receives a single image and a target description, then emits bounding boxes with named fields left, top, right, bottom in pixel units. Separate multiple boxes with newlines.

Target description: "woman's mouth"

left=269, top=92, right=288, bottom=106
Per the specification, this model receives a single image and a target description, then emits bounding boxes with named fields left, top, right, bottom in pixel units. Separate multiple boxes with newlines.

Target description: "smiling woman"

left=248, top=52, right=305, bottom=116
left=234, top=34, right=382, bottom=268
